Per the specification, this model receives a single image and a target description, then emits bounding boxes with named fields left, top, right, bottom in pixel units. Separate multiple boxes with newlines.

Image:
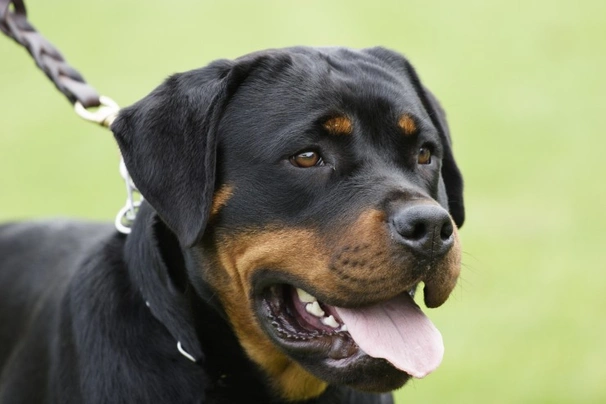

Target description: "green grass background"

left=1, top=0, right=605, bottom=402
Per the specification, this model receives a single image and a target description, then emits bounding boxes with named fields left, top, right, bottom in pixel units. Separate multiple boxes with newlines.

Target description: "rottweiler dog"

left=0, top=46, right=464, bottom=403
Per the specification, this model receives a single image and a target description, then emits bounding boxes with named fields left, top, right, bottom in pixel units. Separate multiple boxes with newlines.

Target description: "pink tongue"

left=334, top=293, right=443, bottom=378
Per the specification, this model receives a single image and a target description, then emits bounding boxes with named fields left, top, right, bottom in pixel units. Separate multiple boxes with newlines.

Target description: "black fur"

left=0, top=46, right=463, bottom=403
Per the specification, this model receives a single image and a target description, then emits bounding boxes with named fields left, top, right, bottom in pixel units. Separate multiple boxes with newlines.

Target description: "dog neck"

left=122, top=203, right=279, bottom=401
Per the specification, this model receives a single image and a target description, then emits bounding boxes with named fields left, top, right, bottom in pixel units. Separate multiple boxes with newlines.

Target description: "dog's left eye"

left=417, top=147, right=432, bottom=165
left=290, top=151, right=324, bottom=168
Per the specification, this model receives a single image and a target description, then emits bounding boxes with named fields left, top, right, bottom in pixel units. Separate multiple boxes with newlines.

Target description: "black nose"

left=391, top=204, right=454, bottom=257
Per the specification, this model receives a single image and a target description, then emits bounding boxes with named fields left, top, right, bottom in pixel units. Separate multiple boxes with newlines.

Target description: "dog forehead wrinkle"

left=220, top=79, right=323, bottom=153
left=226, top=46, right=414, bottom=115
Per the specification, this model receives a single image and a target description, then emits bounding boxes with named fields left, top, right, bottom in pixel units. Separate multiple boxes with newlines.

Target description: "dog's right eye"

left=290, top=151, right=324, bottom=168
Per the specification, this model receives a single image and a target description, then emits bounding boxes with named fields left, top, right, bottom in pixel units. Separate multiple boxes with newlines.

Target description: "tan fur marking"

left=423, top=223, right=461, bottom=308
left=398, top=114, right=417, bottom=135
left=323, top=115, right=353, bottom=135
left=210, top=184, right=233, bottom=217
left=207, top=229, right=330, bottom=400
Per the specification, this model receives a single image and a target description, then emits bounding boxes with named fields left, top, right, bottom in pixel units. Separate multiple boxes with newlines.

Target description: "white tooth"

left=322, top=315, right=340, bottom=328
left=305, top=301, right=325, bottom=317
left=296, top=288, right=317, bottom=303
left=339, top=324, right=348, bottom=332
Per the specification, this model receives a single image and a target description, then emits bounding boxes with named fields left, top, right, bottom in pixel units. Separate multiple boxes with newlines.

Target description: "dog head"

left=112, top=46, right=464, bottom=401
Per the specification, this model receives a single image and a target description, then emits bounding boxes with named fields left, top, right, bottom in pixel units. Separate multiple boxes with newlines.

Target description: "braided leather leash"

left=0, top=0, right=101, bottom=108
left=0, top=0, right=142, bottom=234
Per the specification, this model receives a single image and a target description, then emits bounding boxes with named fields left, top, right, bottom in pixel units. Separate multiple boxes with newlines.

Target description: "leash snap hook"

left=74, top=95, right=120, bottom=128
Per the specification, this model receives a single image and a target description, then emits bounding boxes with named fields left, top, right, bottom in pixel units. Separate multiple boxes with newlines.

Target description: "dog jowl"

left=0, top=46, right=464, bottom=404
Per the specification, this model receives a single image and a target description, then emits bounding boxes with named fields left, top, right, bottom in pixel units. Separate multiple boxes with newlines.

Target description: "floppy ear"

left=402, top=63, right=465, bottom=228
left=112, top=60, right=249, bottom=246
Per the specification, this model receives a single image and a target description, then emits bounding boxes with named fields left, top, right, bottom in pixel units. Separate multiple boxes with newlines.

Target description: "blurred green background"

left=1, top=0, right=605, bottom=402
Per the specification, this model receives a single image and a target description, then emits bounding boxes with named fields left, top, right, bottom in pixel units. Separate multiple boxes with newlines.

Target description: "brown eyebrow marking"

left=398, top=114, right=417, bottom=136
left=210, top=184, right=234, bottom=217
left=323, top=115, right=353, bottom=135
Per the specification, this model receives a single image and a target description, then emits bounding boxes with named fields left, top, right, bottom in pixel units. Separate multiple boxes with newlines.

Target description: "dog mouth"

left=261, top=284, right=351, bottom=340
left=256, top=283, right=444, bottom=381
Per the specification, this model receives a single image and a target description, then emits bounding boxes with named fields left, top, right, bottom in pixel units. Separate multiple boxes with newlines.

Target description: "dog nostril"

left=440, top=219, right=454, bottom=241
left=409, top=222, right=427, bottom=241
left=393, top=213, right=428, bottom=242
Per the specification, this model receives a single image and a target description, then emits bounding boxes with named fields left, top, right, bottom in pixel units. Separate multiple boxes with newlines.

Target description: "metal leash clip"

left=75, top=96, right=142, bottom=234
left=75, top=96, right=143, bottom=234
left=115, top=158, right=144, bottom=234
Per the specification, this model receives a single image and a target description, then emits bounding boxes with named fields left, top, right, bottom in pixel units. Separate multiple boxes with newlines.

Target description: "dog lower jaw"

left=253, top=284, right=411, bottom=396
